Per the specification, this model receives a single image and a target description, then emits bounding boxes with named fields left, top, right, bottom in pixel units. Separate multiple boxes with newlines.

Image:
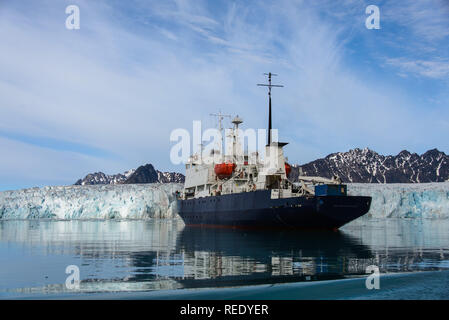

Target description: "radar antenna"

left=257, top=72, right=283, bottom=145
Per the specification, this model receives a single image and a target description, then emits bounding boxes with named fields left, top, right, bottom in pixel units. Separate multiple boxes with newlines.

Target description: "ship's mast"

left=210, top=111, right=231, bottom=133
left=257, top=73, right=283, bottom=145
left=210, top=111, right=231, bottom=159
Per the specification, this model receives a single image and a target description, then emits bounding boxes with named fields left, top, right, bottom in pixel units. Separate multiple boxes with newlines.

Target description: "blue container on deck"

left=315, top=184, right=347, bottom=196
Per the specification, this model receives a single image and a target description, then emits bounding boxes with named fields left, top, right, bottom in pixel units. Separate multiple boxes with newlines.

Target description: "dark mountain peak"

left=138, top=163, right=156, bottom=172
left=74, top=172, right=111, bottom=185
left=348, top=148, right=363, bottom=154
left=325, top=148, right=379, bottom=165
left=123, top=164, right=158, bottom=184
left=422, top=148, right=444, bottom=157
left=292, top=147, right=449, bottom=183
left=398, top=150, right=411, bottom=157
left=74, top=163, right=185, bottom=185
left=345, top=147, right=377, bottom=156
left=359, top=147, right=379, bottom=158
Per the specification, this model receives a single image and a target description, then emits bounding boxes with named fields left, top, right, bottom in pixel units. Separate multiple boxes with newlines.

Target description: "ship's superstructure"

left=182, top=115, right=343, bottom=200
left=177, top=73, right=371, bottom=229
left=181, top=73, right=341, bottom=200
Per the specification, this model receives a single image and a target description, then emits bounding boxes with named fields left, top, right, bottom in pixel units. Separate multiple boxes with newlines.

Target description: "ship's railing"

left=296, top=175, right=342, bottom=185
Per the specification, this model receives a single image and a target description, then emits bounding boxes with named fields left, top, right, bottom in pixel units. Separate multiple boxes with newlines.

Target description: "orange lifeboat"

left=285, top=162, right=292, bottom=176
left=214, top=163, right=236, bottom=179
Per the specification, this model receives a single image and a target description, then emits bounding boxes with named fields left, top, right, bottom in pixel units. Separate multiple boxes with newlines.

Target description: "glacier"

left=0, top=183, right=183, bottom=220
left=348, top=182, right=449, bottom=219
left=0, top=182, right=448, bottom=220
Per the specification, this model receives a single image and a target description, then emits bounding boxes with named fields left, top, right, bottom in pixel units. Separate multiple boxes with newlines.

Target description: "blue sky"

left=1, top=0, right=449, bottom=190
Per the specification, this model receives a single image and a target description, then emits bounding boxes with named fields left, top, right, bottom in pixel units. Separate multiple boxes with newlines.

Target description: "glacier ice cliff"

left=0, top=183, right=183, bottom=220
left=0, top=182, right=448, bottom=220
left=348, top=183, right=449, bottom=219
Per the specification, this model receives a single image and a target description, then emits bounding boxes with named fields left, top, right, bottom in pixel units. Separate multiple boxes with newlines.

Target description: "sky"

left=0, top=0, right=449, bottom=190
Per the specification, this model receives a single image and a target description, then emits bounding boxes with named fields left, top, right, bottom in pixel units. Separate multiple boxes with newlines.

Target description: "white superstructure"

left=182, top=115, right=341, bottom=200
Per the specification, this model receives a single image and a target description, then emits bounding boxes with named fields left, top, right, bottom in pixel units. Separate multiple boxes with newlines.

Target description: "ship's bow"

left=316, top=195, right=372, bottom=229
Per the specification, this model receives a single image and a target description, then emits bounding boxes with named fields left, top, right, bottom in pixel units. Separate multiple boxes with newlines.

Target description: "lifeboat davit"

left=285, top=162, right=292, bottom=176
left=214, top=163, right=236, bottom=179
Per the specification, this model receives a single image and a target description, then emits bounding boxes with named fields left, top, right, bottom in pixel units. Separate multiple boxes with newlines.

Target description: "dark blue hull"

left=177, top=190, right=371, bottom=230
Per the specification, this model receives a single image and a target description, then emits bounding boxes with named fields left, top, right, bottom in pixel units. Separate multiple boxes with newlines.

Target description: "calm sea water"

left=1, top=218, right=449, bottom=297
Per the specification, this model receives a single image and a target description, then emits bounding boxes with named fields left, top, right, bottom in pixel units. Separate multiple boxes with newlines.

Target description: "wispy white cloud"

left=384, top=0, right=449, bottom=42
left=385, top=57, right=449, bottom=79
left=156, top=27, right=179, bottom=41
left=377, top=0, right=449, bottom=78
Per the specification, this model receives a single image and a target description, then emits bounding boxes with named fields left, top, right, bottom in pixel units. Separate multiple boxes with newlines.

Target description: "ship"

left=177, top=73, right=371, bottom=229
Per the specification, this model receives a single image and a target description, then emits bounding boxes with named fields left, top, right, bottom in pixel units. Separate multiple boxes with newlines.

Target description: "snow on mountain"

left=75, top=148, right=448, bottom=186
left=75, top=164, right=184, bottom=186
left=74, top=170, right=135, bottom=186
left=290, top=148, right=449, bottom=183
left=0, top=183, right=183, bottom=220
left=157, top=171, right=185, bottom=184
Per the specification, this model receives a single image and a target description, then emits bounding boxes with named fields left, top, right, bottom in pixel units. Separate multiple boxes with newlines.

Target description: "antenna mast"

left=257, top=72, right=283, bottom=145
left=210, top=111, right=231, bottom=133
left=210, top=111, right=231, bottom=156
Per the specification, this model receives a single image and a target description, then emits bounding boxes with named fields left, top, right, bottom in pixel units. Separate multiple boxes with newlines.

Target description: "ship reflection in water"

left=172, top=227, right=371, bottom=287
left=1, top=219, right=449, bottom=295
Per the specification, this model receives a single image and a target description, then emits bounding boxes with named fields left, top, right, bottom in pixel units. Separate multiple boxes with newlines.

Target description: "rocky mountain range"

left=74, top=148, right=449, bottom=185
left=74, top=164, right=185, bottom=186
left=289, top=148, right=449, bottom=183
